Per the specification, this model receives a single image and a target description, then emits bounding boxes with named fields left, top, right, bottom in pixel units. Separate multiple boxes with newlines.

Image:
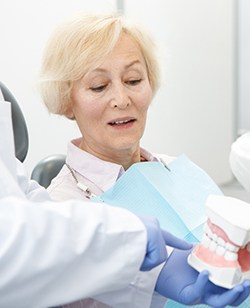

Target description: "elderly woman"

left=39, top=13, right=250, bottom=308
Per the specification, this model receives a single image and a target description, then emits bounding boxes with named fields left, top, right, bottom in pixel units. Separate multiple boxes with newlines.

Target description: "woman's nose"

left=110, top=84, right=130, bottom=109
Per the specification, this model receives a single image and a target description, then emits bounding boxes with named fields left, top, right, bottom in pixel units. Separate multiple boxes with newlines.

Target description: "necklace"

left=66, top=163, right=96, bottom=199
left=140, top=155, right=147, bottom=162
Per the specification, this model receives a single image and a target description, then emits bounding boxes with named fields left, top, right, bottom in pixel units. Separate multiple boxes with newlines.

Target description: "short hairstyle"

left=39, top=12, right=160, bottom=117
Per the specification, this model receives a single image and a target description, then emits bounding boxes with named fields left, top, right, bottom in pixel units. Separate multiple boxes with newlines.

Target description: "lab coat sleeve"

left=16, top=158, right=52, bottom=201
left=0, top=190, right=147, bottom=308
left=93, top=248, right=174, bottom=307
left=93, top=264, right=166, bottom=308
left=230, top=132, right=250, bottom=192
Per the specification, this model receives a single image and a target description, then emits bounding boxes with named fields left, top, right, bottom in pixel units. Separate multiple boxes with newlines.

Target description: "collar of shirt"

left=65, top=138, right=161, bottom=193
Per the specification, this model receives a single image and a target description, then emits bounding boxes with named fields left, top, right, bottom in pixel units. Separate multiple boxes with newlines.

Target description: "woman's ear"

left=64, top=100, right=75, bottom=120
left=65, top=112, right=75, bottom=120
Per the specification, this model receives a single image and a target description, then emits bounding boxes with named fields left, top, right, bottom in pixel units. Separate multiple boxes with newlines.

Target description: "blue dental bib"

left=94, top=154, right=222, bottom=242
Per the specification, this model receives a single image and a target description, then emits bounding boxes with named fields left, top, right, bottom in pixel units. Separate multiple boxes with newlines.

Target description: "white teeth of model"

left=209, top=240, right=217, bottom=252
left=226, top=242, right=239, bottom=252
left=216, top=245, right=225, bottom=256
left=202, top=234, right=211, bottom=247
left=212, top=232, right=218, bottom=242
left=217, top=236, right=225, bottom=247
left=204, top=224, right=213, bottom=238
left=206, top=195, right=250, bottom=247
left=224, top=251, right=238, bottom=261
left=247, top=243, right=250, bottom=252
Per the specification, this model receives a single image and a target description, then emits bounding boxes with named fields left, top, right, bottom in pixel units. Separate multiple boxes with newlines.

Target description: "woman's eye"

left=126, top=79, right=142, bottom=86
left=90, top=84, right=107, bottom=92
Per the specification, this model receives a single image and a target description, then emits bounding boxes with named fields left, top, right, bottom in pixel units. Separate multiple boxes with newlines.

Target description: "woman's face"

left=71, top=34, right=153, bottom=161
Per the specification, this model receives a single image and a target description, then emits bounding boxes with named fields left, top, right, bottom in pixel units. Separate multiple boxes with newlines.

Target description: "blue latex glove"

left=155, top=248, right=250, bottom=307
left=138, top=215, right=193, bottom=271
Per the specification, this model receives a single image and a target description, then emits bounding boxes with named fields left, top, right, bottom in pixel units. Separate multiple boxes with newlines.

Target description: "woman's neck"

left=79, top=139, right=143, bottom=170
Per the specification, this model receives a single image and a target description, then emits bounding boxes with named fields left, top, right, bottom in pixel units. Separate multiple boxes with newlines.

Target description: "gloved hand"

left=138, top=215, right=193, bottom=271
left=155, top=247, right=250, bottom=307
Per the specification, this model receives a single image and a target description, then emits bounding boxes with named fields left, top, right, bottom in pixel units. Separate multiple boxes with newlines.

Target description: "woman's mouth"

left=108, top=118, right=136, bottom=126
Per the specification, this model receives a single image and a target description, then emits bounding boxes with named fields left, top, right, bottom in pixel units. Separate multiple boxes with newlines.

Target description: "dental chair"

left=0, top=81, right=65, bottom=188
left=0, top=81, right=29, bottom=162
left=31, top=154, right=66, bottom=188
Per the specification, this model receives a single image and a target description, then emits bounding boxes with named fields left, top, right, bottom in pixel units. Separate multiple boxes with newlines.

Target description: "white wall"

left=125, top=0, right=236, bottom=184
left=0, top=0, right=236, bottom=185
left=238, top=0, right=250, bottom=131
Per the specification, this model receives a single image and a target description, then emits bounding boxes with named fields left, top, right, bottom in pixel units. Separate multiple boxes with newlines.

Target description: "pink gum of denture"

left=195, top=217, right=250, bottom=271
left=208, top=219, right=250, bottom=272
left=191, top=219, right=240, bottom=269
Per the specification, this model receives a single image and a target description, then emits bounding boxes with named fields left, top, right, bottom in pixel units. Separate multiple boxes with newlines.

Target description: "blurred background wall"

left=238, top=0, right=250, bottom=132
left=0, top=0, right=249, bottom=185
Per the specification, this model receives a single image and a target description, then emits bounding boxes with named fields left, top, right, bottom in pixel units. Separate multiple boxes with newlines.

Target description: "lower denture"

left=193, top=244, right=240, bottom=268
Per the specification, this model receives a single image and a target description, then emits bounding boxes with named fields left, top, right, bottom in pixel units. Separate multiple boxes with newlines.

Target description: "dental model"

left=188, top=194, right=250, bottom=289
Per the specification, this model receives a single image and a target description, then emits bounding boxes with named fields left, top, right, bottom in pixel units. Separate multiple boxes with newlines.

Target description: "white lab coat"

left=0, top=101, right=148, bottom=308
left=230, top=132, right=250, bottom=192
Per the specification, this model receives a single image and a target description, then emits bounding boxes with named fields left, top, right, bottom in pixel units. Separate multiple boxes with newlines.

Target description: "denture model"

left=188, top=194, right=250, bottom=289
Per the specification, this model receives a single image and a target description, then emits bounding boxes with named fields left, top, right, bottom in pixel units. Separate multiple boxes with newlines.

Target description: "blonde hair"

left=39, top=12, right=160, bottom=117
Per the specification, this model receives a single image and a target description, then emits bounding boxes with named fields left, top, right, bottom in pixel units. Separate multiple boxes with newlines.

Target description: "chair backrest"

left=0, top=81, right=65, bottom=188
left=0, top=81, right=29, bottom=162
left=31, top=154, right=66, bottom=188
